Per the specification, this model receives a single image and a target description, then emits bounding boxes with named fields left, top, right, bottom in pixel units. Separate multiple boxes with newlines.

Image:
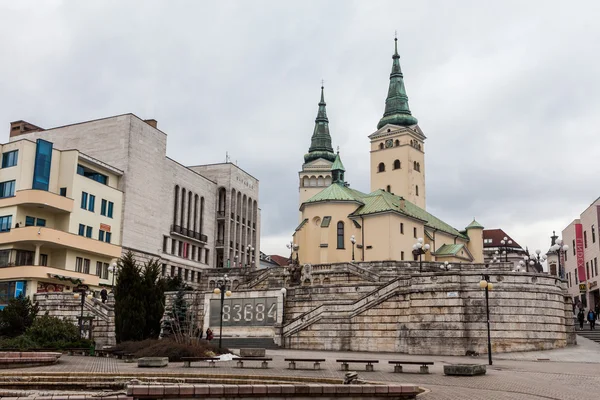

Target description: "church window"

left=416, top=185, right=419, bottom=196
left=400, top=223, right=404, bottom=234
left=395, top=139, right=400, bottom=146
left=378, top=163, right=385, bottom=173
left=401, top=251, right=405, bottom=260
left=302, top=176, right=309, bottom=187
left=393, top=160, right=401, bottom=170
left=317, top=176, right=324, bottom=186
left=337, top=221, right=344, bottom=249
left=413, top=227, right=417, bottom=238
left=379, top=143, right=384, bottom=150
left=309, top=176, right=317, bottom=187
left=386, top=185, right=391, bottom=192
left=324, top=176, right=331, bottom=185
left=410, top=140, right=414, bottom=146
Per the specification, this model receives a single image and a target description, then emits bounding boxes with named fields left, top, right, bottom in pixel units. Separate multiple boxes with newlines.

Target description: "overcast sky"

left=2, top=1, right=600, bottom=259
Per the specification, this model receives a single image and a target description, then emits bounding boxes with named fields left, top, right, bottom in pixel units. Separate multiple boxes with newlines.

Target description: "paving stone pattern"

left=5, top=346, right=600, bottom=400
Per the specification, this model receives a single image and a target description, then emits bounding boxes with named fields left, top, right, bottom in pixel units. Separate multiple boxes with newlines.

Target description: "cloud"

left=1, top=0, right=599, bottom=258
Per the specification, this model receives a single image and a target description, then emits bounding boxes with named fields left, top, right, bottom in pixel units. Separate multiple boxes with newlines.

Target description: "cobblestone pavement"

left=3, top=345, right=600, bottom=399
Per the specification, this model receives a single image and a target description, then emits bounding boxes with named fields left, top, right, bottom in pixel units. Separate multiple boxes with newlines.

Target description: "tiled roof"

left=433, top=243, right=465, bottom=256
left=268, top=255, right=289, bottom=266
left=483, top=229, right=524, bottom=249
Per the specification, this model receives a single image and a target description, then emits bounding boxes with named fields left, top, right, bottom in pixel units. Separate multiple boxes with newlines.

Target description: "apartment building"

left=561, top=197, right=600, bottom=311
left=8, top=115, right=260, bottom=289
left=0, top=137, right=122, bottom=307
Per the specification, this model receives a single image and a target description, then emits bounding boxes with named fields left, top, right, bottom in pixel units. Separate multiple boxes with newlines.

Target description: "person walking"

left=588, top=309, right=596, bottom=330
left=206, top=327, right=214, bottom=341
left=100, top=288, right=108, bottom=304
left=577, top=309, right=585, bottom=330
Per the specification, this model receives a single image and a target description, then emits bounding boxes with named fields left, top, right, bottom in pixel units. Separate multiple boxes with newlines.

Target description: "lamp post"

left=412, top=238, right=430, bottom=272
left=499, top=237, right=512, bottom=262
left=440, top=261, right=452, bottom=271
left=73, top=289, right=93, bottom=338
left=213, top=274, right=232, bottom=349
left=246, top=245, right=255, bottom=268
left=550, top=239, right=569, bottom=279
left=108, top=263, right=117, bottom=292
left=280, top=287, right=287, bottom=348
left=286, top=241, right=299, bottom=266
left=528, top=249, right=546, bottom=272
left=350, top=235, right=356, bottom=261
left=479, top=274, right=494, bottom=365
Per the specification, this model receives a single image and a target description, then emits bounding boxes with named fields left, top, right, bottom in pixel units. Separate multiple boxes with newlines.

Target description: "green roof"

left=305, top=86, right=336, bottom=163
left=303, top=183, right=366, bottom=205
left=331, top=152, right=345, bottom=172
left=295, top=218, right=308, bottom=231
left=432, top=243, right=465, bottom=256
left=466, top=219, right=484, bottom=229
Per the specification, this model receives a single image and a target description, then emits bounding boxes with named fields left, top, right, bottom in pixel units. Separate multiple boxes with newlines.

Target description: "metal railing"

left=170, top=225, right=208, bottom=242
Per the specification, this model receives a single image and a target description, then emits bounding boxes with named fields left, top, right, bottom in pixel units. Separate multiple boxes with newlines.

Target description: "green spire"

left=377, top=38, right=418, bottom=129
left=304, top=86, right=336, bottom=163
left=331, top=151, right=345, bottom=184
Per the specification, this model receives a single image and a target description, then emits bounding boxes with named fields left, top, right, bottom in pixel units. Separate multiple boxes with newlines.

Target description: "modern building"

left=293, top=39, right=484, bottom=265
left=560, top=196, right=600, bottom=310
left=7, top=115, right=260, bottom=290
left=0, top=136, right=123, bottom=307
left=483, top=229, right=529, bottom=270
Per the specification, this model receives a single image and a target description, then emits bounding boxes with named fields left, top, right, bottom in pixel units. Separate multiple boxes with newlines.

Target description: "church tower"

left=299, top=86, right=336, bottom=216
left=369, top=38, right=426, bottom=209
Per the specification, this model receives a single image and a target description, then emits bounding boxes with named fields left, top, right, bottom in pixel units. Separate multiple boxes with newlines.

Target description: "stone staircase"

left=282, top=277, right=409, bottom=337
left=577, top=327, right=600, bottom=344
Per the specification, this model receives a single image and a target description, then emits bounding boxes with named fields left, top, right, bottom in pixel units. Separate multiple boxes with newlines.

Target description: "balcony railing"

left=170, top=225, right=208, bottom=243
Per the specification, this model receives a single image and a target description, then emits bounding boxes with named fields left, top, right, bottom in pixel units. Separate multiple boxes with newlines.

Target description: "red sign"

left=100, top=223, right=111, bottom=232
left=37, top=282, right=64, bottom=293
left=575, top=223, right=586, bottom=283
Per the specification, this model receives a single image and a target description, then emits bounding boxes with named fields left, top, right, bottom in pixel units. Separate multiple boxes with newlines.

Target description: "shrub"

left=111, top=339, right=228, bottom=362
left=0, top=315, right=92, bottom=350
left=0, top=295, right=39, bottom=337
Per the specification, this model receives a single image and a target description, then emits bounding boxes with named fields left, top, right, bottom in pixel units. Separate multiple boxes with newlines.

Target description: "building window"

left=575, top=272, right=578, bottom=284
left=593, top=225, right=596, bottom=243
left=379, top=143, right=384, bottom=150
left=171, top=240, right=176, bottom=255
left=584, top=231, right=588, bottom=248
left=86, top=226, right=92, bottom=238
left=587, top=262, right=590, bottom=279
left=105, top=232, right=112, bottom=243
left=36, top=218, right=45, bottom=227
left=191, top=271, right=195, bottom=282
left=83, top=258, right=90, bottom=274
left=39, top=254, right=48, bottom=266
left=0, top=180, right=15, bottom=198
left=595, top=258, right=598, bottom=276
left=395, top=139, right=400, bottom=146
left=378, top=163, right=385, bottom=173
left=88, top=194, right=95, bottom=212
left=178, top=241, right=183, bottom=257
left=59, top=187, right=67, bottom=197
left=15, top=250, right=34, bottom=266
left=96, top=261, right=103, bottom=277
left=32, top=139, right=53, bottom=191
left=1, top=150, right=18, bottom=168
left=25, top=216, right=35, bottom=227
left=81, top=192, right=88, bottom=209
left=573, top=240, right=575, bottom=255
left=102, top=263, right=109, bottom=279
left=75, top=257, right=83, bottom=273
left=337, top=221, right=344, bottom=249
left=205, top=249, right=209, bottom=264
left=162, top=264, right=167, bottom=276
left=170, top=265, right=175, bottom=276
left=78, top=224, right=85, bottom=236
left=401, top=251, right=405, bottom=260
left=413, top=227, right=417, bottom=238
left=416, top=185, right=419, bottom=196
left=107, top=201, right=114, bottom=218
left=163, top=236, right=168, bottom=252
left=400, top=223, right=404, bottom=234
left=99, top=230, right=105, bottom=241
left=386, top=185, right=391, bottom=192
left=77, top=164, right=107, bottom=185
left=393, top=159, right=401, bottom=170
left=101, top=199, right=107, bottom=216
left=184, top=269, right=189, bottom=281
left=0, top=215, right=11, bottom=232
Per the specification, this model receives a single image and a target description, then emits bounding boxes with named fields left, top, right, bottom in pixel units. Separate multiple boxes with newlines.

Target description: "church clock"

left=385, top=139, right=393, bottom=148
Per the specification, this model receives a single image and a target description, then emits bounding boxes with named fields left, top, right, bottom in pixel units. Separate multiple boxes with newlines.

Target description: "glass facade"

left=0, top=281, right=26, bottom=308
left=77, top=164, right=107, bottom=185
left=0, top=215, right=12, bottom=232
left=32, top=139, right=53, bottom=191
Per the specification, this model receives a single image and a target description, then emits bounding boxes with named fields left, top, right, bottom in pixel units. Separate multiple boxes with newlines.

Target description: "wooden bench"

left=336, top=359, right=379, bottom=372
left=284, top=358, right=326, bottom=370
left=235, top=357, right=272, bottom=369
left=389, top=360, right=434, bottom=374
left=182, top=357, right=220, bottom=368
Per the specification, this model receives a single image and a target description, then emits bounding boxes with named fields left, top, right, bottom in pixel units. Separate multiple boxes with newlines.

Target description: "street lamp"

left=479, top=274, right=494, bottom=366
left=213, top=274, right=232, bottom=349
left=246, top=245, right=255, bottom=268
left=73, top=289, right=93, bottom=338
left=499, top=237, right=512, bottom=262
left=550, top=239, right=569, bottom=279
left=108, top=263, right=118, bottom=292
left=528, top=249, right=546, bottom=272
left=286, top=241, right=299, bottom=266
left=280, top=287, right=287, bottom=348
left=350, top=235, right=356, bottom=261
left=412, top=238, right=430, bottom=272
left=440, top=261, right=452, bottom=271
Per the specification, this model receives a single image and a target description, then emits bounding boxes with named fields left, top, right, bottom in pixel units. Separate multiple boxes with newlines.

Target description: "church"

left=294, top=39, right=484, bottom=265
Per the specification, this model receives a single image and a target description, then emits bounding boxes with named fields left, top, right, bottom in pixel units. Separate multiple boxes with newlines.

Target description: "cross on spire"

left=321, top=79, right=325, bottom=88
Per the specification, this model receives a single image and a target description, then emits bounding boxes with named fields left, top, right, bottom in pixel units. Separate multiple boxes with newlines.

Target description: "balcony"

left=0, top=226, right=121, bottom=258
left=170, top=225, right=208, bottom=243
left=217, top=211, right=226, bottom=220
left=0, top=265, right=100, bottom=287
left=216, top=240, right=224, bottom=248
left=0, top=189, right=73, bottom=213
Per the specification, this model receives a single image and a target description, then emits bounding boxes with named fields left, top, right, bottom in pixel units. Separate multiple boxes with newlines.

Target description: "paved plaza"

left=2, top=337, right=600, bottom=399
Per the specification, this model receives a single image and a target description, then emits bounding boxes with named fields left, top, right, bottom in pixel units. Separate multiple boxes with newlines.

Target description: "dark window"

left=105, top=232, right=112, bottom=243
left=171, top=240, right=176, bottom=255
left=171, top=265, right=175, bottom=276
left=83, top=258, right=90, bottom=274
left=400, top=223, right=404, bottom=234
left=101, top=199, right=107, bottom=216
left=205, top=249, right=209, bottom=264
left=78, top=224, right=85, bottom=236
left=1, top=150, right=18, bottom=168
left=584, top=231, right=588, bottom=248
left=86, top=226, right=92, bottom=238
left=35, top=218, right=45, bottom=227
left=32, top=139, right=53, bottom=191
left=25, top=216, right=35, bottom=227
left=96, top=261, right=103, bottom=277
left=413, top=227, right=417, bottom=238
left=59, top=187, right=67, bottom=197
left=99, top=230, right=105, bottom=241
left=102, top=263, right=109, bottom=279
left=77, top=164, right=107, bottom=185
left=107, top=201, right=114, bottom=218
left=75, top=257, right=83, bottom=272
left=593, top=226, right=596, bottom=243
left=337, top=221, right=344, bottom=249
left=401, top=251, right=405, bottom=260
left=395, top=139, right=400, bottom=146
left=587, top=262, right=590, bottom=279
left=379, top=143, right=384, bottom=150
left=81, top=192, right=88, bottom=209
left=0, top=215, right=11, bottom=232
left=178, top=241, right=183, bottom=257
left=573, top=240, right=576, bottom=255
left=15, top=250, right=34, bottom=266
left=595, top=258, right=598, bottom=276
left=386, top=185, right=391, bottom=192
left=416, top=185, right=419, bottom=196
left=163, top=236, right=168, bottom=252
left=39, top=254, right=48, bottom=266
left=0, top=180, right=15, bottom=198
left=378, top=163, right=385, bottom=172
left=184, top=269, right=189, bottom=281
left=162, top=264, right=167, bottom=276
left=191, top=271, right=195, bottom=282
left=88, top=194, right=95, bottom=212
left=393, top=160, right=401, bottom=170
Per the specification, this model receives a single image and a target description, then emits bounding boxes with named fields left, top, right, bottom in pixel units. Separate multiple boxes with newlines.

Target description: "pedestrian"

left=588, top=309, right=596, bottom=330
left=100, top=288, right=108, bottom=304
left=577, top=309, right=585, bottom=330
left=206, top=327, right=214, bottom=341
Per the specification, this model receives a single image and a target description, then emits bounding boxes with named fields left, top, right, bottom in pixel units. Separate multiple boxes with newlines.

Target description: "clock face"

left=385, top=139, right=393, bottom=148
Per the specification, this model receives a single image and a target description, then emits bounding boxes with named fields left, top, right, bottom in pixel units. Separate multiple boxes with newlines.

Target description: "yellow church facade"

left=294, top=39, right=484, bottom=266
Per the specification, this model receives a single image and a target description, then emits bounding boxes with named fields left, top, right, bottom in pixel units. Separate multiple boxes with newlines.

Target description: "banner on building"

left=575, top=223, right=586, bottom=283
left=37, top=282, right=65, bottom=293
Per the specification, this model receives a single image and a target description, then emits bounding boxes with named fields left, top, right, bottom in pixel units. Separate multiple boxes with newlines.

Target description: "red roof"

left=268, top=255, right=289, bottom=266
left=483, top=229, right=524, bottom=250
